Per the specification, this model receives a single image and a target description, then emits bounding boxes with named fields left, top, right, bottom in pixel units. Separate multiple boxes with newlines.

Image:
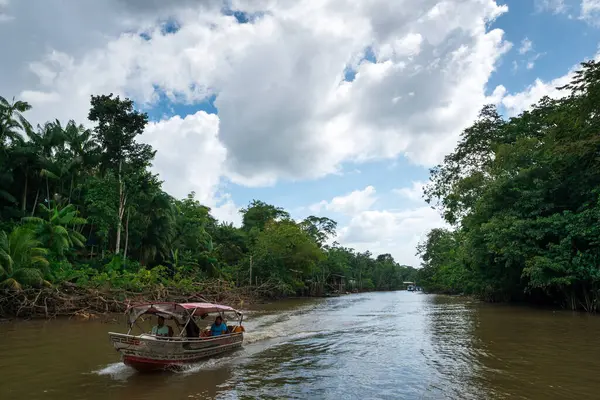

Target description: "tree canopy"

left=418, top=60, right=600, bottom=312
left=0, top=94, right=417, bottom=296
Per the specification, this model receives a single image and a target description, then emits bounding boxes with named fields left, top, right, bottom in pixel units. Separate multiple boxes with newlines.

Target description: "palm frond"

left=71, top=237, right=85, bottom=248
left=13, top=268, right=45, bottom=287
left=31, top=246, right=49, bottom=256
left=0, top=231, right=9, bottom=250
left=0, top=251, right=12, bottom=274
left=54, top=225, right=69, bottom=236
left=0, top=278, right=22, bottom=290
left=30, top=255, right=50, bottom=268
left=18, top=115, right=32, bottom=132
left=37, top=203, right=51, bottom=214
left=0, top=189, right=17, bottom=203
left=13, top=100, right=32, bottom=113
left=40, top=169, right=59, bottom=180
left=60, top=203, right=76, bottom=213
left=22, top=216, right=46, bottom=225
left=70, top=217, right=87, bottom=225
left=71, top=231, right=86, bottom=245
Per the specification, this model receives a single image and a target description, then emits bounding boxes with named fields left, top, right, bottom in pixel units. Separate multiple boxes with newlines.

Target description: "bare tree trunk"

left=21, top=170, right=28, bottom=211
left=123, top=208, right=130, bottom=260
left=68, top=174, right=74, bottom=204
left=359, top=270, right=362, bottom=290
left=46, top=176, right=50, bottom=208
left=115, top=160, right=126, bottom=255
left=31, top=188, right=39, bottom=216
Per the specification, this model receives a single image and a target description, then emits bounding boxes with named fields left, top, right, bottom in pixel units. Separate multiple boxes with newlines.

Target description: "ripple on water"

left=5, top=292, right=598, bottom=400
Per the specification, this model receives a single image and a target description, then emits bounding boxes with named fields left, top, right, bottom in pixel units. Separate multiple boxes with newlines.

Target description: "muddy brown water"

left=0, top=292, right=599, bottom=399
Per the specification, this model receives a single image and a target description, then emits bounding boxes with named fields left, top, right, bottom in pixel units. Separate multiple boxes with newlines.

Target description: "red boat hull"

left=123, top=355, right=192, bottom=372
left=111, top=331, right=244, bottom=372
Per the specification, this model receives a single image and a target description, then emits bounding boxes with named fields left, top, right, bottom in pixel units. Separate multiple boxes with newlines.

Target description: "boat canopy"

left=125, top=302, right=242, bottom=325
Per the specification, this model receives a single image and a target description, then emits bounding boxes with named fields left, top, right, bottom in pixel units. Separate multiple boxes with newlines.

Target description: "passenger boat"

left=108, top=302, right=245, bottom=372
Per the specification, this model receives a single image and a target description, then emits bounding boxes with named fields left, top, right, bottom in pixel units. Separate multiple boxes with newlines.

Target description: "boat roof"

left=125, top=302, right=241, bottom=325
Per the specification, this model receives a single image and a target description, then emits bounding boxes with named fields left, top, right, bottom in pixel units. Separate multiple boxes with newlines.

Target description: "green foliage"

left=88, top=93, right=153, bottom=174
left=23, top=204, right=87, bottom=257
left=241, top=200, right=290, bottom=232
left=0, top=91, right=417, bottom=296
left=252, top=220, right=324, bottom=284
left=421, top=60, right=600, bottom=311
left=0, top=226, right=50, bottom=289
left=300, top=216, right=337, bottom=248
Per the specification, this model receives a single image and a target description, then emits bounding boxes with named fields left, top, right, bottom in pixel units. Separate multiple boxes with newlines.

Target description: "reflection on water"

left=1, top=292, right=599, bottom=399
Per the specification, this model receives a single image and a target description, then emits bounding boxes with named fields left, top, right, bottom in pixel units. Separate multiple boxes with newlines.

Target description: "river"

left=1, top=292, right=599, bottom=399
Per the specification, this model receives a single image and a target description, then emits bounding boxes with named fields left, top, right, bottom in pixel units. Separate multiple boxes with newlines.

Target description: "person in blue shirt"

left=210, top=316, right=228, bottom=336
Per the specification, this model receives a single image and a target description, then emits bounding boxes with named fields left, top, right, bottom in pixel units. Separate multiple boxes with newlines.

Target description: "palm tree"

left=25, top=121, right=65, bottom=211
left=137, top=191, right=176, bottom=264
left=0, top=96, right=32, bottom=205
left=23, top=204, right=87, bottom=257
left=0, top=95, right=32, bottom=147
left=0, top=227, right=50, bottom=289
left=61, top=120, right=100, bottom=203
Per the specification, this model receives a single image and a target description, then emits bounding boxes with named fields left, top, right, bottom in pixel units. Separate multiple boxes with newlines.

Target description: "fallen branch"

left=0, top=280, right=260, bottom=320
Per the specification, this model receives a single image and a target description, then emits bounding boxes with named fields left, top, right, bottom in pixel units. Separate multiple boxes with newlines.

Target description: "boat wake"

left=94, top=299, right=332, bottom=379
left=94, top=362, right=136, bottom=380
left=178, top=353, right=241, bottom=374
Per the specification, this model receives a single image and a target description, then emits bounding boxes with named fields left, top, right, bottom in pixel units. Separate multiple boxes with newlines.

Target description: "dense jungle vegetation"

left=0, top=92, right=417, bottom=303
left=417, top=60, right=600, bottom=312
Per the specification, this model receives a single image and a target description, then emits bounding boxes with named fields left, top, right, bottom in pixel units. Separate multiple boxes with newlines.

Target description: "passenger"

left=210, top=316, right=228, bottom=336
left=185, top=319, right=200, bottom=338
left=151, top=316, right=169, bottom=337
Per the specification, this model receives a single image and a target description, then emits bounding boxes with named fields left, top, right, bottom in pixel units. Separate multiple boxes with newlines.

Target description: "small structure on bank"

left=328, top=274, right=345, bottom=294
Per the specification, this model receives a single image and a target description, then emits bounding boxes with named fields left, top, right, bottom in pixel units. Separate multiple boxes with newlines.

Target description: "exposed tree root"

left=0, top=279, right=282, bottom=320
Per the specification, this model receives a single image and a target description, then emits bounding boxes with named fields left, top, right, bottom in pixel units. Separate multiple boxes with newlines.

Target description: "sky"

left=1, top=0, right=599, bottom=267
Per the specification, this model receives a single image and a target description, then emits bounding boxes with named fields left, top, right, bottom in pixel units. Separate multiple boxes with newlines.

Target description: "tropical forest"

left=417, top=60, right=600, bottom=313
left=0, top=93, right=418, bottom=318
left=3, top=60, right=600, bottom=317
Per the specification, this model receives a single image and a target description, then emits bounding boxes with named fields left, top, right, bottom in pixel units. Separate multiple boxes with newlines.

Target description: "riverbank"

left=0, top=281, right=367, bottom=320
left=0, top=280, right=272, bottom=320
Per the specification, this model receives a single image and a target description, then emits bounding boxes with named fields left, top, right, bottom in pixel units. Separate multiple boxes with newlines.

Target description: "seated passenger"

left=210, top=316, right=228, bottom=336
left=185, top=319, right=200, bottom=338
left=151, top=316, right=170, bottom=337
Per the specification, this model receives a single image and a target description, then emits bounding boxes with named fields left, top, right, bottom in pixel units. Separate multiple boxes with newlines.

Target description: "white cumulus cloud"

left=336, top=206, right=446, bottom=266
left=142, top=111, right=225, bottom=205
left=534, top=0, right=567, bottom=14
left=498, top=50, right=600, bottom=116
left=310, top=186, right=378, bottom=216
left=2, top=0, right=511, bottom=190
left=305, top=182, right=446, bottom=266
left=519, top=38, right=533, bottom=54
left=393, top=181, right=426, bottom=203
left=581, top=0, right=600, bottom=22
